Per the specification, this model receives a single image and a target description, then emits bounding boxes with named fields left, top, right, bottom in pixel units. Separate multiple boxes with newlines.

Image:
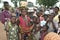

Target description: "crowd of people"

left=0, top=1, right=60, bottom=40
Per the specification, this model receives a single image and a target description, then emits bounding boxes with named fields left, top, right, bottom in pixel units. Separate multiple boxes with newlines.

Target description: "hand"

left=5, top=18, right=8, bottom=20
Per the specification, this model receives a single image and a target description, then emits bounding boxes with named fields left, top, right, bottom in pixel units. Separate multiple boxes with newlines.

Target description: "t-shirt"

left=0, top=10, right=11, bottom=24
left=53, top=12, right=60, bottom=29
left=53, top=15, right=59, bottom=29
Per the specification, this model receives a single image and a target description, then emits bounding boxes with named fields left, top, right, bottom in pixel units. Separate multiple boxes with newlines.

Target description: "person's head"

left=54, top=7, right=59, bottom=13
left=9, top=7, right=14, bottom=13
left=3, top=1, right=9, bottom=10
left=43, top=14, right=48, bottom=21
left=39, top=10, right=43, bottom=16
left=1, top=9, right=4, bottom=11
left=32, top=16, right=37, bottom=23
left=21, top=8, right=27, bottom=16
left=42, top=24, right=49, bottom=31
left=11, top=16, right=16, bottom=24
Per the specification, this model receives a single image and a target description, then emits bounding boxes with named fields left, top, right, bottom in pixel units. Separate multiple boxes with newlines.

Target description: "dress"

left=8, top=22, right=19, bottom=40
left=19, top=16, right=31, bottom=33
left=19, top=16, right=34, bottom=40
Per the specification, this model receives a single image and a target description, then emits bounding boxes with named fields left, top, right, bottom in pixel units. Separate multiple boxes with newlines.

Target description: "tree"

left=37, top=0, right=58, bottom=7
left=20, top=0, right=27, bottom=1
left=0, top=0, right=1, bottom=3
left=11, top=0, right=27, bottom=7
left=11, top=0, right=18, bottom=8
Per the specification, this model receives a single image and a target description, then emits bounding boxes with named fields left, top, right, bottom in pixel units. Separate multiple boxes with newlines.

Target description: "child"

left=33, top=17, right=41, bottom=40
left=40, top=24, right=49, bottom=40
left=36, top=10, right=44, bottom=21
left=6, top=16, right=19, bottom=40
left=18, top=8, right=34, bottom=40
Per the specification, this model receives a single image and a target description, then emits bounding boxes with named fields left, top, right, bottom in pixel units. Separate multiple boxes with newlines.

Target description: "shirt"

left=0, top=10, right=11, bottom=24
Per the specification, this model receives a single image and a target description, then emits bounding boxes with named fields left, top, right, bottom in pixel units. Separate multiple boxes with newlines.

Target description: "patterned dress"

left=8, top=22, right=19, bottom=40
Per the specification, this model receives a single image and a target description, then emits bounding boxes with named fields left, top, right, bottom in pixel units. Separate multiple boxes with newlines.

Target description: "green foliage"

left=11, top=0, right=27, bottom=2
left=37, top=0, right=58, bottom=7
left=20, top=0, right=27, bottom=1
left=11, top=0, right=27, bottom=7
left=11, top=0, right=14, bottom=2
left=0, top=0, right=1, bottom=3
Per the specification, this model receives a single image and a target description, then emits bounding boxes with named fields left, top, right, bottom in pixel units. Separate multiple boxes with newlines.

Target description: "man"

left=1, top=1, right=11, bottom=24
left=0, top=2, right=11, bottom=40
left=53, top=7, right=59, bottom=33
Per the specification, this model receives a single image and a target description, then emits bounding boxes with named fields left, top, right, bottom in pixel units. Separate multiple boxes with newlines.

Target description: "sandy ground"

left=0, top=21, right=7, bottom=40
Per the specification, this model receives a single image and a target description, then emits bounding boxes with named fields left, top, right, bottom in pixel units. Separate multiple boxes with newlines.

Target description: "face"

left=42, top=26, right=47, bottom=31
left=39, top=11, right=43, bottom=16
left=4, top=4, right=9, bottom=10
left=11, top=17, right=16, bottom=24
left=44, top=15, right=48, bottom=21
left=21, top=9, right=27, bottom=16
left=54, top=8, right=59, bottom=13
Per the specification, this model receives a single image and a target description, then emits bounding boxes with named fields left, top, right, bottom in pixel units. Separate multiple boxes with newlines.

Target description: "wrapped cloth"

left=44, top=32, right=60, bottom=40
left=20, top=1, right=28, bottom=7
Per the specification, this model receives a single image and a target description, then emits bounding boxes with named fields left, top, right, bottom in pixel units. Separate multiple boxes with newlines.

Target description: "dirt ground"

left=0, top=21, right=7, bottom=40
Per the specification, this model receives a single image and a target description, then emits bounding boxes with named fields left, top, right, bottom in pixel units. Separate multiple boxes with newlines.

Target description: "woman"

left=18, top=7, right=34, bottom=40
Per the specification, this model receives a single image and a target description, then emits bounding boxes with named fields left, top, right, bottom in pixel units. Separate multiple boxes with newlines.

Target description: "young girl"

left=33, top=17, right=41, bottom=40
left=36, top=10, right=44, bottom=21
left=6, top=16, right=19, bottom=40
left=18, top=7, right=34, bottom=40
